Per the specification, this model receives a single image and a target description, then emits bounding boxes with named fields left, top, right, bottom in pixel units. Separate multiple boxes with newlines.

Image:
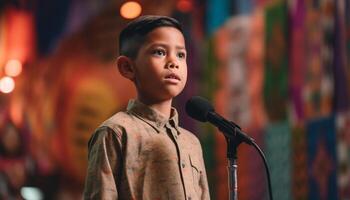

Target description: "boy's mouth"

left=165, top=73, right=181, bottom=81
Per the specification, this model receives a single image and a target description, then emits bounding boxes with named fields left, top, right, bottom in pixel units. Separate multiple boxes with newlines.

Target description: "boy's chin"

left=165, top=88, right=184, bottom=98
left=139, top=86, right=185, bottom=102
left=155, top=89, right=184, bottom=101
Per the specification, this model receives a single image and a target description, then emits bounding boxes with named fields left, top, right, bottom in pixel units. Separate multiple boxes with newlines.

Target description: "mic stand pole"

left=204, top=111, right=270, bottom=199
left=208, top=113, right=253, bottom=200
left=226, top=126, right=244, bottom=200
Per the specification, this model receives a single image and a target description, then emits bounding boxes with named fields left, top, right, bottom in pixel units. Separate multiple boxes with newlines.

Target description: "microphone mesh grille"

left=185, top=96, right=214, bottom=122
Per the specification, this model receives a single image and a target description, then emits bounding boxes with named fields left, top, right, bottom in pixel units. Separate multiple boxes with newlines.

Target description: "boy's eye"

left=152, top=49, right=166, bottom=56
left=177, top=52, right=186, bottom=59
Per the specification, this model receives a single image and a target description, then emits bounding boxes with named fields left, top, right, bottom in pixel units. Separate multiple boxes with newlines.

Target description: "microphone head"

left=185, top=96, right=214, bottom=122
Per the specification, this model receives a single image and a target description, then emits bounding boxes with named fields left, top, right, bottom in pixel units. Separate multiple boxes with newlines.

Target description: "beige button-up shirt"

left=84, top=100, right=210, bottom=200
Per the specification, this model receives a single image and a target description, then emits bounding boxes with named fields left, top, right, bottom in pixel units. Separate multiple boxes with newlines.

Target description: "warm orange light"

left=0, top=76, right=15, bottom=93
left=5, top=59, right=23, bottom=77
left=120, top=1, right=142, bottom=19
left=177, top=0, right=193, bottom=13
left=6, top=8, right=36, bottom=62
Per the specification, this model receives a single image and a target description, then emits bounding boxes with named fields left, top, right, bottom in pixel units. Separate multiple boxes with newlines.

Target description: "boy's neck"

left=137, top=97, right=173, bottom=119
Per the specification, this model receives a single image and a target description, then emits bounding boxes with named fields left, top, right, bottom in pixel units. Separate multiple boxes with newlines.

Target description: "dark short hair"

left=119, top=15, right=183, bottom=59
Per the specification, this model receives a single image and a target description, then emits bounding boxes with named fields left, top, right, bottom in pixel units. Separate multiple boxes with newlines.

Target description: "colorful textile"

left=212, top=10, right=267, bottom=199
left=263, top=2, right=289, bottom=122
left=336, top=112, right=350, bottom=199
left=220, top=15, right=252, bottom=127
left=289, top=0, right=306, bottom=122
left=234, top=0, right=254, bottom=14
left=346, top=0, right=350, bottom=98
left=206, top=0, right=230, bottom=35
left=264, top=121, right=292, bottom=200
left=306, top=116, right=338, bottom=200
left=333, top=0, right=350, bottom=112
left=238, top=128, right=267, bottom=200
left=291, top=124, right=309, bottom=199
left=303, top=2, right=334, bottom=119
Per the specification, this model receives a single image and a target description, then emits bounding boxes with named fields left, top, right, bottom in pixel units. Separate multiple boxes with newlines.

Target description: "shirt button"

left=182, top=162, right=186, bottom=168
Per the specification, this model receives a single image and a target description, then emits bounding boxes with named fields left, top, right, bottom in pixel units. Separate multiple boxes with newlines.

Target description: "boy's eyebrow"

left=147, top=43, right=186, bottom=51
left=176, top=46, right=186, bottom=50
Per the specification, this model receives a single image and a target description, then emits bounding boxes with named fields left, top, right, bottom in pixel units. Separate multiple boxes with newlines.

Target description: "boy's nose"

left=166, top=61, right=179, bottom=69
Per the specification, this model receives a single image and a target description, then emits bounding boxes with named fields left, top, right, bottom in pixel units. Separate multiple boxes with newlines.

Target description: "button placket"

left=166, top=123, right=178, bottom=140
left=164, top=123, right=190, bottom=198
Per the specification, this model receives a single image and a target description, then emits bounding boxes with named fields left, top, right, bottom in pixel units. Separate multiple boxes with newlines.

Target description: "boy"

left=83, top=15, right=210, bottom=200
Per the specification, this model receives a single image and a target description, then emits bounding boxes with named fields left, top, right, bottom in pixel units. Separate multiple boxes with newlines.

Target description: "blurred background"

left=0, top=0, right=349, bottom=199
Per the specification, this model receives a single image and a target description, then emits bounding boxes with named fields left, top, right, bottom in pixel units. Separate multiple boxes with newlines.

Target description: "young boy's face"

left=132, top=27, right=187, bottom=103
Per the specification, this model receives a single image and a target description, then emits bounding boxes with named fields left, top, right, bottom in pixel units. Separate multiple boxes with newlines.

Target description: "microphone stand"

left=226, top=124, right=245, bottom=200
left=208, top=113, right=253, bottom=200
left=222, top=122, right=273, bottom=200
left=206, top=112, right=274, bottom=200
left=186, top=97, right=273, bottom=199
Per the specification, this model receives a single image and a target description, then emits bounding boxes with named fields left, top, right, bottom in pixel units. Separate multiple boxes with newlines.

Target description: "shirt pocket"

left=189, top=155, right=201, bottom=187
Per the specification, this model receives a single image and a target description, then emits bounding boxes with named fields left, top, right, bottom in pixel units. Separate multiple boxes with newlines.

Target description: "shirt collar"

left=126, top=99, right=179, bottom=133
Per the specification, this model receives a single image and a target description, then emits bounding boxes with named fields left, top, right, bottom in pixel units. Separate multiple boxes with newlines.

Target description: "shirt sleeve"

left=83, top=126, right=123, bottom=200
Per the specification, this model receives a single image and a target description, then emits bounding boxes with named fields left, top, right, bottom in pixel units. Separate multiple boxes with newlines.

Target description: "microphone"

left=186, top=96, right=274, bottom=200
left=185, top=96, right=254, bottom=145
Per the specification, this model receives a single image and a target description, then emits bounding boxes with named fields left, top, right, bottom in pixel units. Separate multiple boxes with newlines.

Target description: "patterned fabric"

left=206, top=0, right=230, bottom=35
left=291, top=124, right=308, bottom=199
left=303, top=2, right=334, bottom=119
left=306, top=116, right=338, bottom=200
left=263, top=2, right=289, bottom=122
left=212, top=10, right=266, bottom=200
left=289, top=0, right=306, bottom=122
left=264, top=121, right=292, bottom=200
left=333, top=0, right=350, bottom=112
left=336, top=112, right=350, bottom=199
left=83, top=100, right=210, bottom=200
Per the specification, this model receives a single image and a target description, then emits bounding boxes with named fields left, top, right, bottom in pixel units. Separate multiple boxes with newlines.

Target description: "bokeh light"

left=21, top=187, right=43, bottom=200
left=177, top=0, right=193, bottom=13
left=0, top=76, right=15, bottom=93
left=120, top=1, right=142, bottom=19
left=5, top=59, right=23, bottom=77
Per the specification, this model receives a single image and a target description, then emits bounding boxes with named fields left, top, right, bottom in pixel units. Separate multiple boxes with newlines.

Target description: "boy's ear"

left=117, top=56, right=135, bottom=80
